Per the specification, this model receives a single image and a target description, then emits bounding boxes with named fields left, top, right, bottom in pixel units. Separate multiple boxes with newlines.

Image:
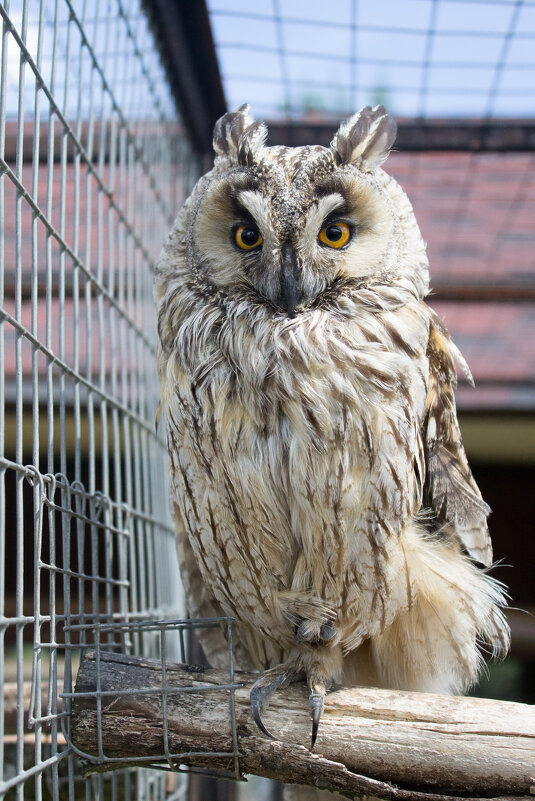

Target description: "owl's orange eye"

left=319, top=222, right=351, bottom=249
left=235, top=225, right=263, bottom=250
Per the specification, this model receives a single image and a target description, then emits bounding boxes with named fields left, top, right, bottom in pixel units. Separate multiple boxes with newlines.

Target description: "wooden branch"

left=72, top=651, right=535, bottom=800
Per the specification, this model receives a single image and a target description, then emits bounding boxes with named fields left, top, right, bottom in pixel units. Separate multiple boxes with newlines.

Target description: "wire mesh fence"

left=61, top=618, right=242, bottom=778
left=0, top=1, right=201, bottom=798
left=208, top=0, right=535, bottom=120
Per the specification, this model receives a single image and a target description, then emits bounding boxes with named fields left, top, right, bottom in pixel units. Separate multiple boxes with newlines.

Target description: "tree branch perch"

left=71, top=651, right=535, bottom=800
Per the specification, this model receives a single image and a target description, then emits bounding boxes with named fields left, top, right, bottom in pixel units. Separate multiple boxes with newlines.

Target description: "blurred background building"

left=1, top=1, right=534, bottom=800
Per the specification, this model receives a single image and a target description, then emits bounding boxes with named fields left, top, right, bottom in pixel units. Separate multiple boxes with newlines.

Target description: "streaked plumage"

left=156, top=106, right=509, bottom=764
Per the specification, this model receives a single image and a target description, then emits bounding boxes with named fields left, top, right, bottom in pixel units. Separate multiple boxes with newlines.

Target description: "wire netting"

left=61, top=618, right=242, bottom=780
left=0, top=1, right=201, bottom=798
left=208, top=0, right=535, bottom=120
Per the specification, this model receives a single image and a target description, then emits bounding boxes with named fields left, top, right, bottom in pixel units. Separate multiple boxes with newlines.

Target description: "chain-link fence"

left=0, top=1, right=201, bottom=798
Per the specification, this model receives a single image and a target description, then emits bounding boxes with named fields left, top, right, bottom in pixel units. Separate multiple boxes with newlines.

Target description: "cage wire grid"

left=59, top=618, right=242, bottom=779
left=0, top=0, right=208, bottom=799
left=208, top=0, right=535, bottom=120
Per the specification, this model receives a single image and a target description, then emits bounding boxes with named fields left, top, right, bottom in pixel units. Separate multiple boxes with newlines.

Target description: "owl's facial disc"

left=196, top=163, right=396, bottom=315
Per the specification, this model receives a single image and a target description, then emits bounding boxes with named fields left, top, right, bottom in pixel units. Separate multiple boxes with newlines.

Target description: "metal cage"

left=60, top=617, right=242, bottom=779
left=0, top=1, right=201, bottom=798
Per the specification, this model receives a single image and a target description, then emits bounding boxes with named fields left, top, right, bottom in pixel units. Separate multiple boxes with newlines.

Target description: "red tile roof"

left=387, top=152, right=535, bottom=288
left=387, top=152, right=535, bottom=410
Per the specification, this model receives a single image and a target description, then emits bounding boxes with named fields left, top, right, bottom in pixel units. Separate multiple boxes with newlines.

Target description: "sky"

left=207, top=0, right=535, bottom=119
left=1, top=0, right=533, bottom=122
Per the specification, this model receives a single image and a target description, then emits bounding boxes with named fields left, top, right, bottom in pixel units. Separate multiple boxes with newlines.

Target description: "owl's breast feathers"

left=159, top=277, right=492, bottom=652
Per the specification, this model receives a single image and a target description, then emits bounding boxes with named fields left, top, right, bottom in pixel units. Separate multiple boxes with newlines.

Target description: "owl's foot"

left=294, top=617, right=336, bottom=645
left=250, top=663, right=330, bottom=750
left=250, top=664, right=304, bottom=740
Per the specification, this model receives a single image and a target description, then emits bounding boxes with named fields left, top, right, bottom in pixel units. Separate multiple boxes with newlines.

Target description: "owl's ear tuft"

left=238, top=121, right=268, bottom=167
left=331, top=105, right=397, bottom=171
left=213, top=104, right=256, bottom=161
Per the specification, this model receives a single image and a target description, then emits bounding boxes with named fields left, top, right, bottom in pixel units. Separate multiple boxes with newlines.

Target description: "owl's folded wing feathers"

left=173, top=510, right=257, bottom=671
left=422, top=312, right=493, bottom=567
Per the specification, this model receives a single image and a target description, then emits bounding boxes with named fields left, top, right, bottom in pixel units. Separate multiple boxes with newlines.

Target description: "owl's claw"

left=250, top=681, right=278, bottom=739
left=250, top=667, right=304, bottom=741
left=250, top=666, right=327, bottom=750
left=309, top=691, right=324, bottom=750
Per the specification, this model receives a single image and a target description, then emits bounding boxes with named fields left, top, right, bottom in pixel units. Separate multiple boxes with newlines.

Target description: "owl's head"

left=165, top=105, right=428, bottom=317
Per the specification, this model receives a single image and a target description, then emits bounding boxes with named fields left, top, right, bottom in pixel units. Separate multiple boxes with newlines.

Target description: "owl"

left=155, top=105, right=509, bottom=751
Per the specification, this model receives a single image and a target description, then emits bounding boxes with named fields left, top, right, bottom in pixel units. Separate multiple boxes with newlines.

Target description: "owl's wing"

left=173, top=506, right=256, bottom=671
left=174, top=510, right=230, bottom=668
left=422, top=312, right=493, bottom=566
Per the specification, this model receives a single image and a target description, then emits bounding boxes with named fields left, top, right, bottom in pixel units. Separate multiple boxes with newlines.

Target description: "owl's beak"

left=278, top=241, right=302, bottom=317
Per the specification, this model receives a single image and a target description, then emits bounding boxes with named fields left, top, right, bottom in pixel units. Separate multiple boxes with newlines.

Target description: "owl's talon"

left=250, top=682, right=277, bottom=740
left=250, top=667, right=304, bottom=740
left=319, top=622, right=336, bottom=642
left=250, top=700, right=276, bottom=740
left=309, top=691, right=324, bottom=750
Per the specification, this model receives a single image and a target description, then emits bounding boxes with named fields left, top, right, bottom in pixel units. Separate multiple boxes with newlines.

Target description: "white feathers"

left=237, top=190, right=273, bottom=236
left=426, top=415, right=437, bottom=443
left=370, top=522, right=510, bottom=694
